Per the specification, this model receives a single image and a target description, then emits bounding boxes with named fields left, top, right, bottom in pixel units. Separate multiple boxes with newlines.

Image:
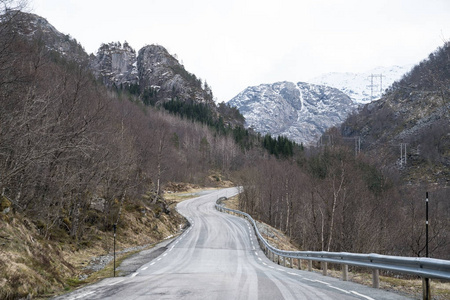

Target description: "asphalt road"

left=54, top=187, right=411, bottom=300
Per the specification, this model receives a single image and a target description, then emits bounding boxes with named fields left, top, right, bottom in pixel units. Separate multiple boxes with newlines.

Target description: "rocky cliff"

left=89, top=42, right=215, bottom=107
left=137, top=44, right=214, bottom=106
left=90, top=42, right=138, bottom=88
left=228, top=81, right=357, bottom=145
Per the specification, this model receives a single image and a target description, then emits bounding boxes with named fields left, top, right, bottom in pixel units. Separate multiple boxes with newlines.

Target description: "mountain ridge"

left=10, top=11, right=217, bottom=112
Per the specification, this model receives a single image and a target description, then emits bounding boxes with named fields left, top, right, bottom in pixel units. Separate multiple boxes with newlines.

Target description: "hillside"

left=340, top=42, right=450, bottom=185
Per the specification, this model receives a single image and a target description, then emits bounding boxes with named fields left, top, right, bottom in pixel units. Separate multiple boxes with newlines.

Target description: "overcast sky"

left=31, top=0, right=449, bottom=102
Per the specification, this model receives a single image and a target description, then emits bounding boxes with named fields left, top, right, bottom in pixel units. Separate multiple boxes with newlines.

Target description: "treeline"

left=162, top=98, right=300, bottom=157
left=262, top=134, right=301, bottom=158
left=237, top=129, right=449, bottom=259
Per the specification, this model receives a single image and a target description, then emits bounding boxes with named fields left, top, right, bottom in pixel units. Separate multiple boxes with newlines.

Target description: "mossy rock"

left=1, top=196, right=11, bottom=212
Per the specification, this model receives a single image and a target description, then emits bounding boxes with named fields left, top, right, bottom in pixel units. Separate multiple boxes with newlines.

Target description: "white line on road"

left=108, top=279, right=125, bottom=286
left=314, top=280, right=329, bottom=285
left=329, top=286, right=350, bottom=294
left=130, top=272, right=139, bottom=278
left=351, top=291, right=375, bottom=300
left=70, top=291, right=95, bottom=299
left=141, top=266, right=148, bottom=270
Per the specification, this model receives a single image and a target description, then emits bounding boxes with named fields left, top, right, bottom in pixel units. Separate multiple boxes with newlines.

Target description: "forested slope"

left=237, top=43, right=450, bottom=261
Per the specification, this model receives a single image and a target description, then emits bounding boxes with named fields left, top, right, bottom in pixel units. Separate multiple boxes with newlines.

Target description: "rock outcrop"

left=90, top=42, right=138, bottom=88
left=137, top=44, right=214, bottom=105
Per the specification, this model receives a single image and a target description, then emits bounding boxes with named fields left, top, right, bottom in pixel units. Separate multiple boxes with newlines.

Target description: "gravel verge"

left=116, top=237, right=176, bottom=276
left=81, top=235, right=179, bottom=279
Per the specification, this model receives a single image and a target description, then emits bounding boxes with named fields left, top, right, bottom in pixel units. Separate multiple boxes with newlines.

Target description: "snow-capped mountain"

left=309, top=65, right=413, bottom=103
left=228, top=81, right=357, bottom=145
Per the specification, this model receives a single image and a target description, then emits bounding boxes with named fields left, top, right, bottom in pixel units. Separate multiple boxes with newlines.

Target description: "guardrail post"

left=308, top=260, right=312, bottom=272
left=284, top=257, right=288, bottom=268
left=342, top=264, right=348, bottom=281
left=422, top=278, right=431, bottom=300
left=297, top=258, right=302, bottom=270
left=372, top=269, right=379, bottom=288
left=322, top=262, right=328, bottom=276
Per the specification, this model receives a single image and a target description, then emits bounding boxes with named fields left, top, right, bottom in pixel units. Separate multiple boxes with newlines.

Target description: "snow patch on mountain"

left=309, top=65, right=413, bottom=104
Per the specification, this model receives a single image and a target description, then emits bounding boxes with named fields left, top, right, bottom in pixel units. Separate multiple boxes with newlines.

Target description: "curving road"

left=55, top=187, right=410, bottom=300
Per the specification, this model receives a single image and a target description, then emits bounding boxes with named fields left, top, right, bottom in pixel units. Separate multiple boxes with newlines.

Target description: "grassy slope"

left=0, top=187, right=195, bottom=299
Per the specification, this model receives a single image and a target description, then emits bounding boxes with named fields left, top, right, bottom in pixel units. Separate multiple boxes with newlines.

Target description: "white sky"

left=31, top=0, right=450, bottom=102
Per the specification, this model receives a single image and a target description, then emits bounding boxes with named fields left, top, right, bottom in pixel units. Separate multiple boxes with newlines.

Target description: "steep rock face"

left=228, top=81, right=357, bottom=145
left=137, top=44, right=214, bottom=105
left=90, top=42, right=138, bottom=87
left=90, top=43, right=215, bottom=107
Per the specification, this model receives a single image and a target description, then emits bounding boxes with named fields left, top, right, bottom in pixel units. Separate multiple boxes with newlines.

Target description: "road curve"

left=55, top=187, right=410, bottom=300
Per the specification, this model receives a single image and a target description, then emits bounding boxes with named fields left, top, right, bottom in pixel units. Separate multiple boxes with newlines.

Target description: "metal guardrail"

left=215, top=202, right=450, bottom=294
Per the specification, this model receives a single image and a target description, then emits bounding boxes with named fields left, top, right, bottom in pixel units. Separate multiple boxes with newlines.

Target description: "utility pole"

left=113, top=224, right=117, bottom=277
left=424, top=192, right=431, bottom=300
left=354, top=136, right=361, bottom=157
left=400, top=143, right=407, bottom=166
left=368, top=74, right=374, bottom=101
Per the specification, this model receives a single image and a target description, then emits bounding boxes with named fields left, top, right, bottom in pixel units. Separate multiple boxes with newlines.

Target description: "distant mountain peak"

left=228, top=81, right=357, bottom=145
left=309, top=65, right=413, bottom=104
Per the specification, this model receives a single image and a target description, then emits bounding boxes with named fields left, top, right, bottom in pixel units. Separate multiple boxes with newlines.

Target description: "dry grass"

left=0, top=195, right=187, bottom=299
